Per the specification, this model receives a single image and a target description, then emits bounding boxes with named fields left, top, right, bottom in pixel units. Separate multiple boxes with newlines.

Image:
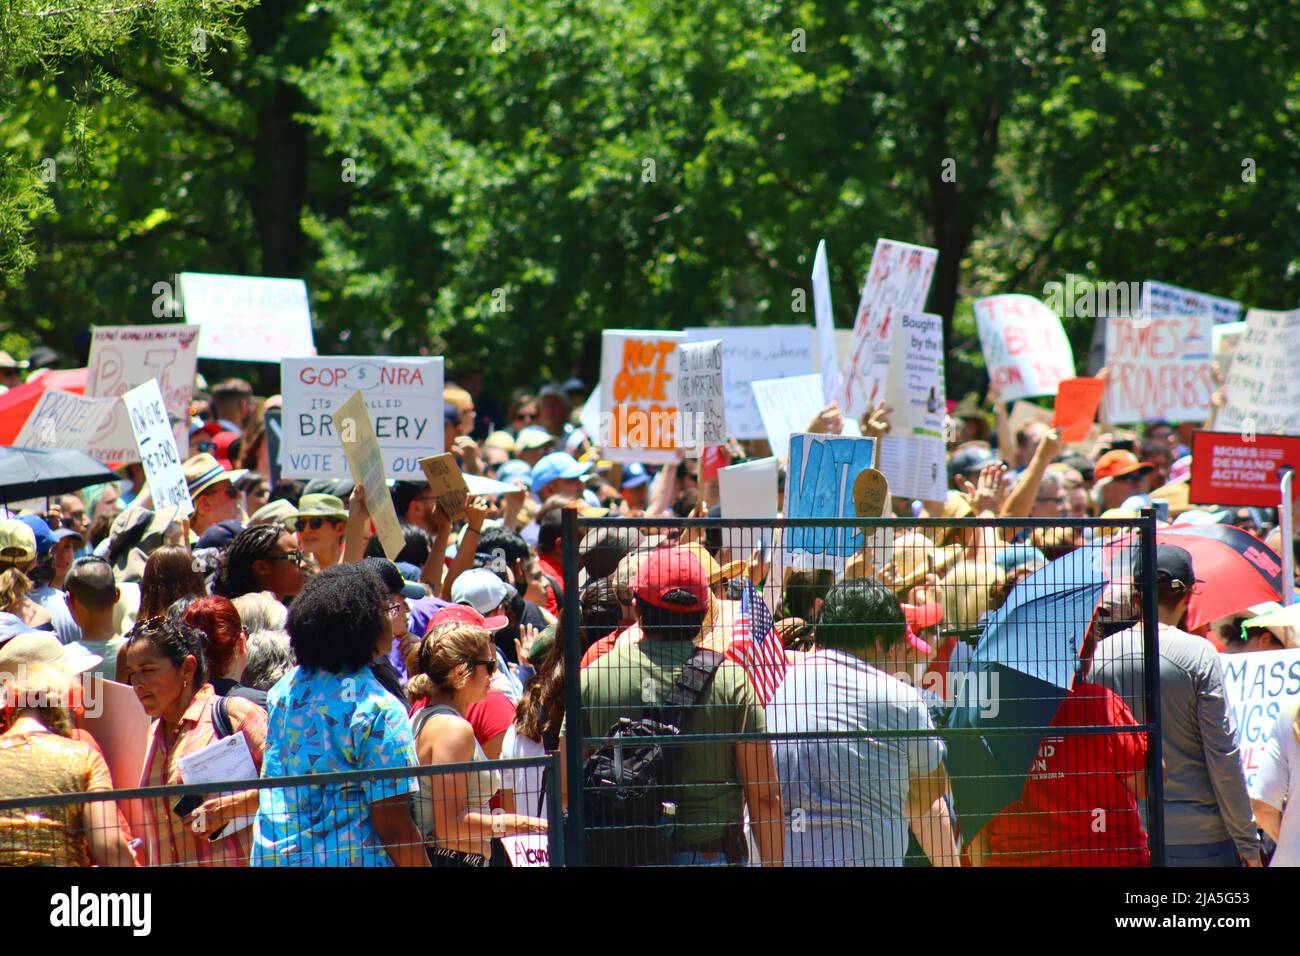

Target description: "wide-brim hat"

left=291, top=493, right=348, bottom=525
left=183, top=452, right=247, bottom=498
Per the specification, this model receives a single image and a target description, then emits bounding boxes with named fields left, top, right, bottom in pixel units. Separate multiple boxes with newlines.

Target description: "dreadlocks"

left=211, top=524, right=283, bottom=599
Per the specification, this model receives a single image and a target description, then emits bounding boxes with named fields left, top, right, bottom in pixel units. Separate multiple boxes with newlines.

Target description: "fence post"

left=560, top=506, right=584, bottom=865
left=545, top=750, right=565, bottom=867
left=1139, top=509, right=1166, bottom=866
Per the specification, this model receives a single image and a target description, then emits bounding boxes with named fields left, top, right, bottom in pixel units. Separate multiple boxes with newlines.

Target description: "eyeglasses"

left=299, top=517, right=341, bottom=531
left=386, top=601, right=407, bottom=617
left=469, top=658, right=498, bottom=676
left=63, top=513, right=86, bottom=527
left=265, top=549, right=308, bottom=567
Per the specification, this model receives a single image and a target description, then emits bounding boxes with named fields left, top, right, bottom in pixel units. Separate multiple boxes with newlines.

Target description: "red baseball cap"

left=429, top=603, right=508, bottom=633
left=632, top=548, right=709, bottom=612
left=1094, top=450, right=1154, bottom=481
left=901, top=602, right=944, bottom=656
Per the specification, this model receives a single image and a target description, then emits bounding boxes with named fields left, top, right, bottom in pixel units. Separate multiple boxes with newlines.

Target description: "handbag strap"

left=211, top=695, right=233, bottom=740
left=652, top=648, right=726, bottom=732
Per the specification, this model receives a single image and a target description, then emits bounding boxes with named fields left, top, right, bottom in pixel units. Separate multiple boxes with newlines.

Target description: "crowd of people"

left=0, top=354, right=1297, bottom=868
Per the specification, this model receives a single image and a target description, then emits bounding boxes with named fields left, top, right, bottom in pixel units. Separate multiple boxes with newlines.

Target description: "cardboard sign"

left=598, top=329, right=686, bottom=464
left=332, top=391, right=404, bottom=560
left=1141, top=280, right=1242, bottom=325
left=841, top=238, right=938, bottom=419
left=853, top=468, right=889, bottom=517
left=974, top=294, right=1075, bottom=402
left=85, top=324, right=199, bottom=463
left=281, top=356, right=444, bottom=480
left=1218, top=308, right=1300, bottom=436
left=812, top=240, right=842, bottom=404
left=418, top=453, right=469, bottom=521
left=718, top=455, right=779, bottom=551
left=1188, top=431, right=1300, bottom=508
left=783, top=433, right=877, bottom=564
left=122, top=379, right=193, bottom=516
left=13, top=389, right=117, bottom=451
left=1052, top=378, right=1106, bottom=443
left=179, top=272, right=316, bottom=362
left=1212, top=320, right=1248, bottom=375
left=683, top=326, right=813, bottom=440
left=676, top=339, right=727, bottom=452
left=80, top=678, right=151, bottom=790
left=1220, top=647, right=1300, bottom=791
left=1103, top=314, right=1213, bottom=423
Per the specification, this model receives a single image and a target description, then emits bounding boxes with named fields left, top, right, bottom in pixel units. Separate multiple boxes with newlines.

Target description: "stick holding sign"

left=333, top=391, right=405, bottom=560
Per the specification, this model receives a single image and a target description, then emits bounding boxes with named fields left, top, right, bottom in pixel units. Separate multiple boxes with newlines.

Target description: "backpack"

left=581, top=647, right=724, bottom=866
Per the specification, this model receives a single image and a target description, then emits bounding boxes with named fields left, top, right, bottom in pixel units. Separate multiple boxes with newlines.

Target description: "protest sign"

left=676, top=339, right=726, bottom=452
left=419, top=453, right=469, bottom=522
left=683, top=326, right=812, bottom=441
left=332, top=391, right=404, bottom=560
left=841, top=238, right=938, bottom=420
left=1009, top=399, right=1100, bottom=456
left=1052, top=378, right=1105, bottom=442
left=501, top=834, right=551, bottom=868
left=886, top=311, right=945, bottom=438
left=812, top=240, right=842, bottom=404
left=751, top=373, right=860, bottom=461
left=853, top=468, right=889, bottom=518
left=13, top=389, right=117, bottom=451
left=877, top=434, right=946, bottom=503
left=122, top=379, right=193, bottom=516
left=718, top=455, right=779, bottom=554
left=1220, top=647, right=1300, bottom=790
left=1103, top=314, right=1213, bottom=423
left=1218, top=308, right=1300, bottom=436
left=1212, top=320, right=1248, bottom=374
left=783, top=433, right=877, bottom=564
left=80, top=678, right=150, bottom=790
left=1141, top=280, right=1242, bottom=325
left=281, top=356, right=444, bottom=480
left=179, top=272, right=316, bottom=362
left=974, top=294, right=1075, bottom=402
left=598, top=330, right=686, bottom=464
left=85, top=324, right=199, bottom=463
left=1189, top=431, right=1300, bottom=508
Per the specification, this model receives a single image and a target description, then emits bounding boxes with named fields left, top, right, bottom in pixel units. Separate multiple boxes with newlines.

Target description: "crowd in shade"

left=0, top=356, right=1297, bottom=869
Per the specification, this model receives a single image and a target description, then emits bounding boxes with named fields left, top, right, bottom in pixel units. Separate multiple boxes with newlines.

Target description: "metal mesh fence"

left=0, top=756, right=561, bottom=867
left=562, top=513, right=1163, bottom=867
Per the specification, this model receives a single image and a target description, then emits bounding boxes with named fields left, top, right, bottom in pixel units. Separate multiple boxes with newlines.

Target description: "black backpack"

left=582, top=648, right=724, bottom=866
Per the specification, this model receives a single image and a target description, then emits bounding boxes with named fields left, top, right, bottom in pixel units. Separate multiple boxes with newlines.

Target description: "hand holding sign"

left=419, top=453, right=470, bottom=522
left=1052, top=378, right=1105, bottom=442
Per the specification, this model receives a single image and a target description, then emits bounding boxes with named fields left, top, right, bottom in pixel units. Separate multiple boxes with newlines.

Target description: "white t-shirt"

left=1252, top=699, right=1300, bottom=867
left=500, top=724, right=548, bottom=818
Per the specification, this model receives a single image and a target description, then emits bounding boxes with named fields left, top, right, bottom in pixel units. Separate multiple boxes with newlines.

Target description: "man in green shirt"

left=581, top=546, right=783, bottom=865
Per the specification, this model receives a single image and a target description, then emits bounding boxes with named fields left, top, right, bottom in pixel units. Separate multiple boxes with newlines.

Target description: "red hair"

left=184, top=595, right=244, bottom=679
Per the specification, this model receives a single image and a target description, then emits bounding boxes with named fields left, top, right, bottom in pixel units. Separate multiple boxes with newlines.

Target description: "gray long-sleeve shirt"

left=1090, top=623, right=1258, bottom=857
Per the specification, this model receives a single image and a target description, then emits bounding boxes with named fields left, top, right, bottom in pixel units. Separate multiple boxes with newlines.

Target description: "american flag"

left=725, top=580, right=787, bottom=705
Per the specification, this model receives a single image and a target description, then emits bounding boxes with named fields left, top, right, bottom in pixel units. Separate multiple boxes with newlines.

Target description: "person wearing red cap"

left=580, top=548, right=784, bottom=865
left=1091, top=450, right=1155, bottom=512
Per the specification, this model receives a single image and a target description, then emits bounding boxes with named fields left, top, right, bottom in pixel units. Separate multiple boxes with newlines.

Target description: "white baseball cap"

left=450, top=567, right=517, bottom=616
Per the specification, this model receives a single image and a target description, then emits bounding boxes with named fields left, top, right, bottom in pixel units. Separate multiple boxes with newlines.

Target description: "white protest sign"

left=1212, top=321, right=1248, bottom=376
left=121, top=380, right=193, bottom=516
left=974, top=294, right=1076, bottom=402
left=501, top=834, right=551, bottom=867
left=751, top=373, right=850, bottom=461
left=718, top=456, right=779, bottom=554
left=1219, top=647, right=1300, bottom=791
left=683, top=326, right=813, bottom=440
left=280, top=357, right=444, bottom=480
left=85, top=324, right=199, bottom=463
left=676, top=339, right=726, bottom=452
left=877, top=434, right=947, bottom=503
left=783, top=433, right=878, bottom=569
left=1142, top=280, right=1242, bottom=325
left=1103, top=314, right=1214, bottom=424
left=841, top=238, right=938, bottom=419
left=598, top=329, right=686, bottom=464
left=812, top=240, right=841, bottom=404
left=14, top=390, right=117, bottom=451
left=179, top=272, right=316, bottom=362
left=886, top=311, right=946, bottom=438
left=1218, top=308, right=1300, bottom=436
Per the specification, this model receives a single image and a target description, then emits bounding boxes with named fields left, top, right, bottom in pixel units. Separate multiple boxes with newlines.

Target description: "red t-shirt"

left=466, top=690, right=517, bottom=750
left=537, top=552, right=564, bottom=617
left=984, top=682, right=1149, bottom=867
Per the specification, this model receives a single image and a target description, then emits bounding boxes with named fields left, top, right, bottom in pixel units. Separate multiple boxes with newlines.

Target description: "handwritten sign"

left=1189, top=431, right=1300, bottom=508
left=281, top=356, right=444, bottom=480
left=974, top=294, right=1075, bottom=402
left=121, top=380, right=193, bottom=516
left=812, top=240, right=842, bottom=404
left=1218, top=308, right=1300, bottom=436
left=751, top=373, right=859, bottom=461
left=886, top=311, right=945, bottom=438
left=1141, top=280, right=1241, bottom=325
left=501, top=834, right=551, bottom=867
left=841, top=238, right=938, bottom=419
left=783, top=433, right=877, bottom=565
left=418, top=453, right=469, bottom=522
left=14, top=390, right=117, bottom=451
left=1103, top=314, right=1213, bottom=424
left=332, top=391, right=404, bottom=560
left=598, top=329, right=686, bottom=464
left=85, top=324, right=199, bottom=463
left=853, top=468, right=889, bottom=518
left=676, top=339, right=726, bottom=452
left=179, top=272, right=316, bottom=362
left=1052, top=378, right=1106, bottom=443
left=1212, top=320, right=1248, bottom=375
left=684, top=326, right=813, bottom=440
left=1220, top=648, right=1300, bottom=791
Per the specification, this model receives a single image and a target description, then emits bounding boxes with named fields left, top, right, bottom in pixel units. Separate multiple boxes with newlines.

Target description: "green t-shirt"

left=580, top=637, right=765, bottom=846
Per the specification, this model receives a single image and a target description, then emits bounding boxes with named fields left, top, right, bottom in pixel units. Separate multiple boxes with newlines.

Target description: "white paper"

left=1103, top=314, right=1213, bottom=423
left=122, top=379, right=193, bottom=516
left=751, top=373, right=825, bottom=461
left=812, top=240, right=842, bottom=404
left=683, top=326, right=814, bottom=440
left=1141, top=280, right=1241, bottom=325
left=1218, top=308, right=1300, bottom=435
left=974, top=294, right=1075, bottom=402
left=718, top=456, right=778, bottom=553
left=502, top=834, right=551, bottom=867
left=176, top=732, right=258, bottom=842
left=1220, top=647, right=1300, bottom=791
left=1212, top=321, right=1248, bottom=376
left=877, top=433, right=946, bottom=502
left=677, top=339, right=726, bottom=452
left=180, top=272, right=316, bottom=362
left=886, top=311, right=945, bottom=437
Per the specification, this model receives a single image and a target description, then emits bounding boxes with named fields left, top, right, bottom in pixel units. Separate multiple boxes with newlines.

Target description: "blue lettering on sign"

left=785, top=434, right=876, bottom=556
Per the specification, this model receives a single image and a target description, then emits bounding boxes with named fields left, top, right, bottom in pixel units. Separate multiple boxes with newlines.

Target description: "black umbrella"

left=0, top=446, right=118, bottom=503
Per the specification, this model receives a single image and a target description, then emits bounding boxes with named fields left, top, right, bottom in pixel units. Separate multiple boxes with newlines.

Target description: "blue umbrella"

left=944, top=547, right=1109, bottom=838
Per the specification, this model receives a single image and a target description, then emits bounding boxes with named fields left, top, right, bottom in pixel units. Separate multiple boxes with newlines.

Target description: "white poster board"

left=280, top=356, right=444, bottom=480
left=974, top=294, right=1076, bottom=402
left=718, top=455, right=779, bottom=553
left=121, top=379, right=193, bottom=516
left=1218, top=308, right=1300, bottom=435
left=676, top=339, right=727, bottom=452
left=1219, top=647, right=1300, bottom=791
left=179, top=272, right=316, bottom=362
left=1212, top=321, right=1249, bottom=376
left=85, top=324, right=199, bottom=463
left=1142, top=280, right=1242, bottom=325
left=1103, top=314, right=1214, bottom=423
left=812, top=240, right=842, bottom=404
left=13, top=390, right=117, bottom=451
left=752, top=373, right=830, bottom=461
left=683, top=326, right=813, bottom=441
left=886, top=311, right=946, bottom=438
left=598, top=329, right=686, bottom=464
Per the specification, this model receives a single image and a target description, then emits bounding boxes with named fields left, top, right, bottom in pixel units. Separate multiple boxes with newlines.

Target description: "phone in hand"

left=172, top=793, right=203, bottom=818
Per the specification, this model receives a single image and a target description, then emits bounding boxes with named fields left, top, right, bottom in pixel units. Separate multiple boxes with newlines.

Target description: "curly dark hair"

left=816, top=578, right=905, bottom=654
left=123, top=617, right=209, bottom=687
left=364, top=522, right=433, bottom=567
left=287, top=564, right=388, bottom=675
left=212, top=525, right=284, bottom=600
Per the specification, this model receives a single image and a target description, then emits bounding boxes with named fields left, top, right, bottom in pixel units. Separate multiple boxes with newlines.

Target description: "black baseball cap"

left=948, top=445, right=996, bottom=482
left=1134, top=544, right=1199, bottom=591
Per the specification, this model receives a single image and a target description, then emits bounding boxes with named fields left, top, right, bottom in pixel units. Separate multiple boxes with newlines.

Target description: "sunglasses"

left=264, top=549, right=308, bottom=567
left=469, top=658, right=498, bottom=676
left=518, top=411, right=539, bottom=421
left=298, top=517, right=342, bottom=531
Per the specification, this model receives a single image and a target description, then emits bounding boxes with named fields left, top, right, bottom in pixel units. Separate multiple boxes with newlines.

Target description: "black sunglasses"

left=298, top=517, right=341, bottom=531
left=264, top=549, right=308, bottom=567
left=469, top=658, right=498, bottom=676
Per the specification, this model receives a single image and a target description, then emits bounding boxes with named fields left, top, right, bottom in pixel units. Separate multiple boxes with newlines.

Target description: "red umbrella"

left=1159, top=524, right=1284, bottom=630
left=0, top=368, right=88, bottom=445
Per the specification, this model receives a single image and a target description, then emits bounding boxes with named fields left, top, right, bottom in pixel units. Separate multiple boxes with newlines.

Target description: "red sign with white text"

left=1189, top=431, right=1300, bottom=507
